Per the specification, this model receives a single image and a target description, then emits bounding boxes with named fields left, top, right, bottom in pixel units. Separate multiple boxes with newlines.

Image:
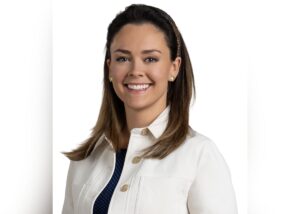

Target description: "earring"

left=169, top=76, right=175, bottom=82
left=109, top=77, right=113, bottom=82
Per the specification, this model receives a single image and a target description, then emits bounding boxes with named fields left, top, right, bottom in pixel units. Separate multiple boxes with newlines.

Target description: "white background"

left=0, top=0, right=299, bottom=213
left=0, top=0, right=52, bottom=213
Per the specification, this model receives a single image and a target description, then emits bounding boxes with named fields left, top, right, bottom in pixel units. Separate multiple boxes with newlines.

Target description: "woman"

left=62, top=4, right=238, bottom=214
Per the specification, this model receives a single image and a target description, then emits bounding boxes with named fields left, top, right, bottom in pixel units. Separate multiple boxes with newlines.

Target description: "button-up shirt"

left=62, top=106, right=238, bottom=214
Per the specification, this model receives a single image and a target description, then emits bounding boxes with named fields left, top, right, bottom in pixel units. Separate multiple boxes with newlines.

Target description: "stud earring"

left=169, top=76, right=175, bottom=82
left=109, top=77, right=113, bottom=82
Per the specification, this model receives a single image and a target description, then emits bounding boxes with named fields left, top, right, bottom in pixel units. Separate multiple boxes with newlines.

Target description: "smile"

left=127, top=84, right=150, bottom=90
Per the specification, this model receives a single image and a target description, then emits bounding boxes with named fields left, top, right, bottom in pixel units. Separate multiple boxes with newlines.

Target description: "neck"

left=125, top=104, right=167, bottom=132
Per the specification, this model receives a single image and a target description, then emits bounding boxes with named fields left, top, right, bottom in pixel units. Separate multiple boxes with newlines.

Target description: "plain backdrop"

left=0, top=0, right=52, bottom=213
left=0, top=0, right=299, bottom=213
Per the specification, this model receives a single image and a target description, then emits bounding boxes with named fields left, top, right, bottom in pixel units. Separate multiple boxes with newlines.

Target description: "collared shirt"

left=62, top=106, right=238, bottom=214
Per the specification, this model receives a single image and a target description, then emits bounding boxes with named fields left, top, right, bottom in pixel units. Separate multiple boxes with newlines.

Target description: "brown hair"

left=63, top=4, right=195, bottom=161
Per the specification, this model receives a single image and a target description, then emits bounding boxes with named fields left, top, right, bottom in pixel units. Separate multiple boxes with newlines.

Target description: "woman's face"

left=107, top=23, right=181, bottom=113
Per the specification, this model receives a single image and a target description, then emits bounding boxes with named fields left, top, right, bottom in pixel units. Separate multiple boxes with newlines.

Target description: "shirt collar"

left=93, top=105, right=170, bottom=152
left=130, top=105, right=170, bottom=139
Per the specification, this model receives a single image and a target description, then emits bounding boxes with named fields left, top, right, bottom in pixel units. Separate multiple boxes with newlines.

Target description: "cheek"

left=110, top=65, right=128, bottom=82
left=150, top=67, right=170, bottom=83
left=109, top=67, right=126, bottom=96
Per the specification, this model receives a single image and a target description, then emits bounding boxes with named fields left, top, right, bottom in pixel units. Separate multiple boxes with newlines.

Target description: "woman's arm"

left=62, top=161, right=74, bottom=214
left=187, top=140, right=238, bottom=214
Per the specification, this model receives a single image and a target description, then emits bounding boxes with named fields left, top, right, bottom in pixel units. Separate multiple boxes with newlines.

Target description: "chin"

left=125, top=104, right=149, bottom=111
left=124, top=102, right=154, bottom=112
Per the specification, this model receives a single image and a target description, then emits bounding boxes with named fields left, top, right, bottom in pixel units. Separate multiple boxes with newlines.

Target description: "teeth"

left=127, top=84, right=150, bottom=90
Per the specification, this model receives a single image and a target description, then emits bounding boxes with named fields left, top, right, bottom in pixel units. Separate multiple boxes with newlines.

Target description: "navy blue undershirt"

left=93, top=148, right=127, bottom=214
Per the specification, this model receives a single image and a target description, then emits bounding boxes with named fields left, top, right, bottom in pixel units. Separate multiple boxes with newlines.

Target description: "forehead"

left=110, top=23, right=169, bottom=52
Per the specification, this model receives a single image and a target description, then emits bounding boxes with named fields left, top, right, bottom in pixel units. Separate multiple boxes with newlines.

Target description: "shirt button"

left=141, top=128, right=148, bottom=136
left=120, top=184, right=129, bottom=192
left=132, top=156, right=142, bottom=164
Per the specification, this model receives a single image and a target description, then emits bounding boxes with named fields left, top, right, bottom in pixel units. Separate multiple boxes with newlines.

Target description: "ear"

left=106, top=59, right=111, bottom=77
left=106, top=59, right=111, bottom=68
left=169, top=57, right=182, bottom=79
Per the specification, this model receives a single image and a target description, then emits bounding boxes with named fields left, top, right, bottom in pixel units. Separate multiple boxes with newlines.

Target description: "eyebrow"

left=113, top=49, right=162, bottom=54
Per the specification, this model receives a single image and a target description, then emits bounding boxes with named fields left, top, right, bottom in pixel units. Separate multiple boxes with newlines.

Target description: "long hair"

left=63, top=4, right=195, bottom=160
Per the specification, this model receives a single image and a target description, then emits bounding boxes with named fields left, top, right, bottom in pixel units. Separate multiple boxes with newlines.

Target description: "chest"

left=71, top=143, right=198, bottom=214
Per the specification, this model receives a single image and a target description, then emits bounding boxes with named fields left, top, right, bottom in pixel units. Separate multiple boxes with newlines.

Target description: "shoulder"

left=186, top=126, right=212, bottom=143
left=181, top=126, right=229, bottom=168
left=182, top=125, right=216, bottom=152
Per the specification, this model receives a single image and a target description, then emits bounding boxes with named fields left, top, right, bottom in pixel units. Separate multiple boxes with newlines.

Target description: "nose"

left=127, top=59, right=144, bottom=77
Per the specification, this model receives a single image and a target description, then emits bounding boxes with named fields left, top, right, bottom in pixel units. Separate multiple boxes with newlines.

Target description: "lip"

left=124, top=83, right=152, bottom=85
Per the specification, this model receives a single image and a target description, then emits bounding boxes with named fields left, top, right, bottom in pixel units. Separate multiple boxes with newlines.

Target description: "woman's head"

left=103, top=4, right=195, bottom=127
left=107, top=22, right=181, bottom=114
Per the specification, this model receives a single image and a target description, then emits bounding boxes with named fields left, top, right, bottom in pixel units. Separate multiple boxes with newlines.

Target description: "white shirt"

left=62, top=106, right=238, bottom=214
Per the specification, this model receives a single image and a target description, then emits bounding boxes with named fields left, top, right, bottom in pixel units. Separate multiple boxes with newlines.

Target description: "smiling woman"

left=62, top=4, right=238, bottom=214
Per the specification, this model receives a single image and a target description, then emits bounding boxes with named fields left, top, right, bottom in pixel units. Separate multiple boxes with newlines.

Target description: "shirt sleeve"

left=62, top=161, right=74, bottom=214
left=187, top=139, right=238, bottom=214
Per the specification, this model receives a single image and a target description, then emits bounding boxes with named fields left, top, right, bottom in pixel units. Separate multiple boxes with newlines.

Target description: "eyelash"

left=115, top=57, right=158, bottom=63
left=115, top=57, right=129, bottom=62
left=145, top=57, right=158, bottom=63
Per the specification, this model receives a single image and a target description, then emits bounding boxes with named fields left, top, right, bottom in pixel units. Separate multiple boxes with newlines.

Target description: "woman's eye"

left=145, top=57, right=158, bottom=63
left=115, top=57, right=129, bottom=62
